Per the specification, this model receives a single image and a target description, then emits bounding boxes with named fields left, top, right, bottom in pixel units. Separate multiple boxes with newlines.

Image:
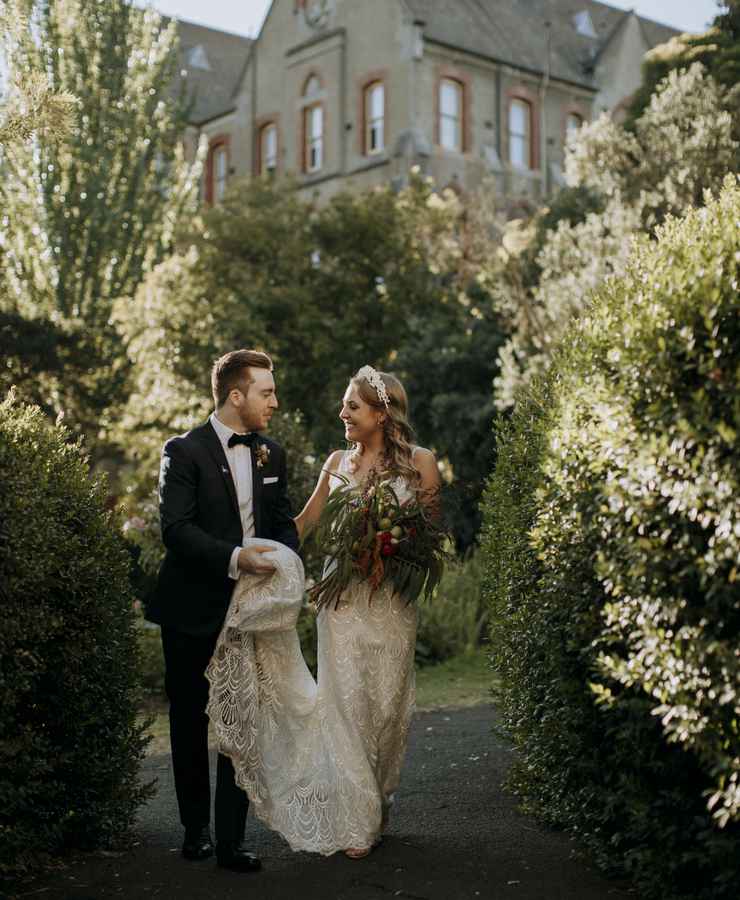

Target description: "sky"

left=143, top=0, right=722, bottom=39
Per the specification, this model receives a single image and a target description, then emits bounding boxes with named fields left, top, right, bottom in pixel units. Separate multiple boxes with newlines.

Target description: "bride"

left=206, top=366, right=441, bottom=858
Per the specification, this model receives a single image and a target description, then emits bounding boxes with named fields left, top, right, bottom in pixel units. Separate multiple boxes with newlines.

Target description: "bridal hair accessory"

left=357, top=365, right=390, bottom=409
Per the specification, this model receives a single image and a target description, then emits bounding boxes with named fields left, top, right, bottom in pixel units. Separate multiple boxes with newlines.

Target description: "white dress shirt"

left=209, top=412, right=255, bottom=580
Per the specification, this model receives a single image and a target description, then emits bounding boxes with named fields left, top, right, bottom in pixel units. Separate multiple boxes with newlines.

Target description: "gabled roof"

left=173, top=19, right=253, bottom=125
left=404, top=0, right=679, bottom=89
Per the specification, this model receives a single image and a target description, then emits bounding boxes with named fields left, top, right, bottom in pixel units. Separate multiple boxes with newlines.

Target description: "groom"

left=147, top=349, right=299, bottom=873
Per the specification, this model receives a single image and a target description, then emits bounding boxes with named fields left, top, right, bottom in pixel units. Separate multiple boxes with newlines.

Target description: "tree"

left=493, top=63, right=737, bottom=409
left=114, top=173, right=505, bottom=547
left=481, top=174, right=740, bottom=900
left=0, top=2, right=78, bottom=145
left=0, top=0, right=202, bottom=440
left=626, top=1, right=740, bottom=137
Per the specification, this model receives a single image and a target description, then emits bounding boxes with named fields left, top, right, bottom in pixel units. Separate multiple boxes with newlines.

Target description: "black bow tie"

left=227, top=432, right=258, bottom=450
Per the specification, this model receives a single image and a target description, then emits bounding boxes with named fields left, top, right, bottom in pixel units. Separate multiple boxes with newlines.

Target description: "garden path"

left=13, top=705, right=635, bottom=900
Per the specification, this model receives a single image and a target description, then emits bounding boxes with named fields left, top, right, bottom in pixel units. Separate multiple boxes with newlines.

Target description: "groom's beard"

left=239, top=407, right=259, bottom=433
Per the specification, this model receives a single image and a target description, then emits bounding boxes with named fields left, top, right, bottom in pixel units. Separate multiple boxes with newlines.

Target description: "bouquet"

left=303, top=471, right=450, bottom=612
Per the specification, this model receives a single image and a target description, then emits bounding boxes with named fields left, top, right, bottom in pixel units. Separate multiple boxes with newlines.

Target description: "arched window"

left=439, top=78, right=463, bottom=152
left=509, top=98, right=532, bottom=169
left=260, top=123, right=278, bottom=176
left=304, top=75, right=321, bottom=98
left=303, top=75, right=323, bottom=173
left=205, top=138, right=229, bottom=204
left=364, top=81, right=385, bottom=154
left=566, top=111, right=583, bottom=138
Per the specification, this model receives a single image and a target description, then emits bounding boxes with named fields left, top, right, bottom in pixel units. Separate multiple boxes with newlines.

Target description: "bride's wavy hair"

left=347, top=370, right=421, bottom=488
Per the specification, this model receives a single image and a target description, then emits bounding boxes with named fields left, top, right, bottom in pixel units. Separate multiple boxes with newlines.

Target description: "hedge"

left=0, top=395, right=151, bottom=875
left=481, top=176, right=740, bottom=899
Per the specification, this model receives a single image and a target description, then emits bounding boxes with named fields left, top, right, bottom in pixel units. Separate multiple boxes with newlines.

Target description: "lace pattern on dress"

left=207, top=459, right=417, bottom=855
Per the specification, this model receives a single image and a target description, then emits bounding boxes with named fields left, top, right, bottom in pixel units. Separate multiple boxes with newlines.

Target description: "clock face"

left=305, top=0, right=330, bottom=28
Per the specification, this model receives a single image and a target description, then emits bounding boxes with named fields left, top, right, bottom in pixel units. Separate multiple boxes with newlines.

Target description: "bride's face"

left=339, top=383, right=381, bottom=444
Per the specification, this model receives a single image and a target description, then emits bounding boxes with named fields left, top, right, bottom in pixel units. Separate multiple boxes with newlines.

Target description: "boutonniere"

left=255, top=443, right=271, bottom=469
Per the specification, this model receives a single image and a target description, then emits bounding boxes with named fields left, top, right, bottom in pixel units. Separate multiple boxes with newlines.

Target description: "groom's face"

left=235, top=367, right=278, bottom=432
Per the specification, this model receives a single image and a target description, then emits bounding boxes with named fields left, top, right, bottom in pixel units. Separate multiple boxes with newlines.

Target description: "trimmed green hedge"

left=416, top=550, right=488, bottom=665
left=0, top=396, right=151, bottom=875
left=481, top=176, right=740, bottom=899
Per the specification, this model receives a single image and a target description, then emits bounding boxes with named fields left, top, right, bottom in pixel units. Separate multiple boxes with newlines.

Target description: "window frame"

left=509, top=97, right=533, bottom=170
left=438, top=77, right=464, bottom=153
left=364, top=80, right=385, bottom=156
left=301, top=73, right=324, bottom=175
left=259, top=122, right=278, bottom=177
left=205, top=135, right=230, bottom=205
left=304, top=103, right=323, bottom=173
left=567, top=112, right=583, bottom=134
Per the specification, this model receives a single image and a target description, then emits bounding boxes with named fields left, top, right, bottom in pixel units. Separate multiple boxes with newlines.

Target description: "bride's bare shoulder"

left=411, top=446, right=440, bottom=485
left=411, top=445, right=436, bottom=465
left=324, top=449, right=346, bottom=475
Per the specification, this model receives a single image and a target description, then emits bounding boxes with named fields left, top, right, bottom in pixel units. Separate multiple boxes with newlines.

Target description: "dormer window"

left=186, top=45, right=211, bottom=70
left=573, top=11, right=597, bottom=39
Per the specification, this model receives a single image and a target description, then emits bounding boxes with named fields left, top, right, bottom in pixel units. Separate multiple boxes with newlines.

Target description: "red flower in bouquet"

left=303, top=471, right=450, bottom=611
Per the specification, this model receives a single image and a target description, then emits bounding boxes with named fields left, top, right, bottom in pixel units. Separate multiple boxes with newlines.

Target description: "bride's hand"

left=238, top=545, right=277, bottom=575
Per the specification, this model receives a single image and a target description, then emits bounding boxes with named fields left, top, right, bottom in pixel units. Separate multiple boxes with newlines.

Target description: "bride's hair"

left=348, top=370, right=420, bottom=488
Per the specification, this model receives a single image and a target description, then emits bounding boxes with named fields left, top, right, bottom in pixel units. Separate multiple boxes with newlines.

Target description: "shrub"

left=481, top=177, right=740, bottom=899
left=0, top=394, right=151, bottom=875
left=416, top=550, right=488, bottom=665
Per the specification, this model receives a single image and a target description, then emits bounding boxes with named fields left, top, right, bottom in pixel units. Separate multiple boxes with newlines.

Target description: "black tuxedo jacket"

left=147, top=420, right=300, bottom=635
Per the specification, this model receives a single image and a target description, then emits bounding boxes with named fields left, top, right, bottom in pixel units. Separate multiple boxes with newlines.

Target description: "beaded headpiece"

left=356, top=365, right=390, bottom=409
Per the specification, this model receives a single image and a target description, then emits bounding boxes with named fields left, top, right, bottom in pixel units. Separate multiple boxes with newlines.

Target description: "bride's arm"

left=294, top=450, right=344, bottom=540
left=412, top=447, right=442, bottom=513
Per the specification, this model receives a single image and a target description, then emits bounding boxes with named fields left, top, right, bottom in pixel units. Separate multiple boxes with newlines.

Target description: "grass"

left=415, top=649, right=496, bottom=710
left=140, top=649, right=495, bottom=756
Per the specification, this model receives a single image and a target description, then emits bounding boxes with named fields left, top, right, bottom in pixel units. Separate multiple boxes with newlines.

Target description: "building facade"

left=176, top=0, right=677, bottom=206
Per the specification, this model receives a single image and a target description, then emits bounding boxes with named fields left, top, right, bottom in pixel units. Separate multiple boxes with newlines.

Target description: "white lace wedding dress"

left=206, top=455, right=417, bottom=855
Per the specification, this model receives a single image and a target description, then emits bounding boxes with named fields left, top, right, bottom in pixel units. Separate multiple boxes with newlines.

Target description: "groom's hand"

left=238, top=545, right=277, bottom=575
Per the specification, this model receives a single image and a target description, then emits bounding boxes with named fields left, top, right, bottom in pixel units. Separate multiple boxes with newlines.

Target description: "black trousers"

left=161, top=626, right=248, bottom=845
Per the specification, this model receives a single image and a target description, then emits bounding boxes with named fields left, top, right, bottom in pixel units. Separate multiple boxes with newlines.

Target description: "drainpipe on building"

left=340, top=32, right=347, bottom=175
left=251, top=41, right=258, bottom=175
left=411, top=19, right=424, bottom=179
left=540, top=19, right=551, bottom=199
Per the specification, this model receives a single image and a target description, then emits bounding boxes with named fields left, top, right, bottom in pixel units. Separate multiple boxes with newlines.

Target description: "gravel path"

left=7, top=705, right=636, bottom=900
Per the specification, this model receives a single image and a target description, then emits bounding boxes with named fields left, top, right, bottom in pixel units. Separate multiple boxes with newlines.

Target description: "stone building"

left=176, top=0, right=677, bottom=205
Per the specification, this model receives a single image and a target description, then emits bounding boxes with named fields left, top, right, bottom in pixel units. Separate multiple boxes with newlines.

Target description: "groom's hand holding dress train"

left=145, top=349, right=299, bottom=873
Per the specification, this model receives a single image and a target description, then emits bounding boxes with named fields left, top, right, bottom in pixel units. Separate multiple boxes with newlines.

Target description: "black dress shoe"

left=216, top=843, right=262, bottom=872
left=182, top=825, right=214, bottom=860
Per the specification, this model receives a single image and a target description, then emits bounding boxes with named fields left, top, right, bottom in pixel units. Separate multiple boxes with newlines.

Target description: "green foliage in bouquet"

left=0, top=394, right=151, bottom=876
left=304, top=472, right=450, bottom=612
left=481, top=176, right=740, bottom=899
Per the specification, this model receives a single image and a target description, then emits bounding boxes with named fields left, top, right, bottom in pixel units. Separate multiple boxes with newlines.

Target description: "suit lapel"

left=200, top=421, right=240, bottom=520
left=251, top=441, right=263, bottom=536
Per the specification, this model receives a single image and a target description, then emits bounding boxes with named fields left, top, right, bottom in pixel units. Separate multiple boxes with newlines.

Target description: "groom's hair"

left=212, top=349, right=273, bottom=407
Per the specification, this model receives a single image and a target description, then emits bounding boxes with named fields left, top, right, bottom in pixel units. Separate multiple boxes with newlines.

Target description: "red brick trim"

left=505, top=84, right=539, bottom=170
left=205, top=133, right=230, bottom=205
left=357, top=69, right=389, bottom=156
left=434, top=65, right=472, bottom=153
left=255, top=115, right=281, bottom=176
